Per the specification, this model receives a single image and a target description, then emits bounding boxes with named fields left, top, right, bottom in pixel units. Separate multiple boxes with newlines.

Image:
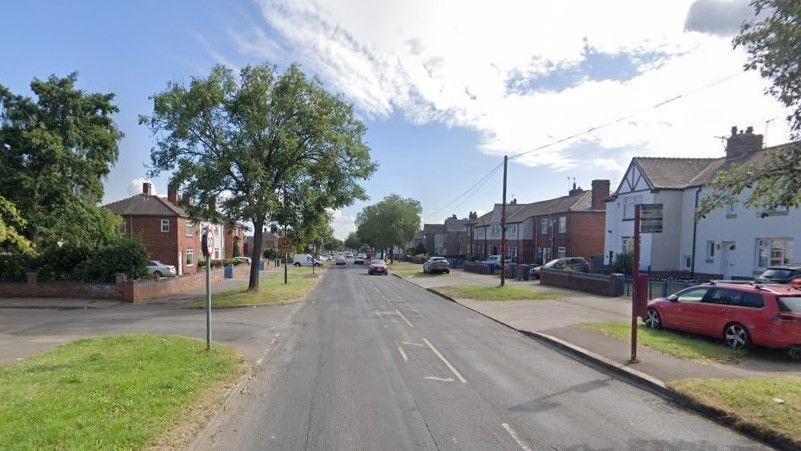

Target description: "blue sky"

left=1, top=0, right=788, bottom=238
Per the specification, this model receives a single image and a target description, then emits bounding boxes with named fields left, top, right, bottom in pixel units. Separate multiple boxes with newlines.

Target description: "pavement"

left=406, top=268, right=801, bottom=381
left=198, top=264, right=763, bottom=449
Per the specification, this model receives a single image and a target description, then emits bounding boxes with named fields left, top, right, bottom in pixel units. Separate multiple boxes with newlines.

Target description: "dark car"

left=755, top=266, right=801, bottom=284
left=368, top=259, right=388, bottom=275
left=530, top=257, right=589, bottom=279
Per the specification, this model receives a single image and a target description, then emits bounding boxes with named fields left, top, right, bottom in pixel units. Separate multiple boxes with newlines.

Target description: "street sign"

left=639, top=204, right=663, bottom=233
left=201, top=227, right=216, bottom=258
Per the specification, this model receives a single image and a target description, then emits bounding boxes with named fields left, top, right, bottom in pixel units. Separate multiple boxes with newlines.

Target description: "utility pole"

left=500, top=155, right=508, bottom=286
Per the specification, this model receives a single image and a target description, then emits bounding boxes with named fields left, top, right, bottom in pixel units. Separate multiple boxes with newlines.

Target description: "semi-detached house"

left=604, top=126, right=800, bottom=279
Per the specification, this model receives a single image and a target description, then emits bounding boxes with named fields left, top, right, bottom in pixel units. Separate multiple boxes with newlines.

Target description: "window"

left=621, top=237, right=633, bottom=254
left=160, top=219, right=170, bottom=232
left=623, top=196, right=641, bottom=220
left=725, top=202, right=739, bottom=218
left=762, top=205, right=789, bottom=217
left=683, top=255, right=692, bottom=269
left=557, top=247, right=566, bottom=258
left=185, top=221, right=194, bottom=237
left=121, top=221, right=127, bottom=235
left=755, top=238, right=794, bottom=269
left=741, top=293, right=765, bottom=308
left=558, top=216, right=566, bottom=234
left=705, top=241, right=715, bottom=259
left=186, top=249, right=194, bottom=266
left=540, top=218, right=548, bottom=234
left=675, top=288, right=709, bottom=303
left=214, top=249, right=220, bottom=259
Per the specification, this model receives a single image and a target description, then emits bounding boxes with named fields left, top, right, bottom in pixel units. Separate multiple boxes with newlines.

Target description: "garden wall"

left=539, top=269, right=624, bottom=297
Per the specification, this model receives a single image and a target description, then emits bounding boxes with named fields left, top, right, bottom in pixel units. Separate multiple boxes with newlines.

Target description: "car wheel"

left=153, top=270, right=163, bottom=277
left=789, top=345, right=801, bottom=361
left=445, top=269, right=450, bottom=274
left=644, top=309, right=662, bottom=329
left=294, top=262, right=301, bottom=267
left=723, top=323, right=750, bottom=350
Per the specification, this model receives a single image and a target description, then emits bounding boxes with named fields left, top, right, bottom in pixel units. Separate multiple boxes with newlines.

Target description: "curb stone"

left=412, top=281, right=797, bottom=451
left=188, top=363, right=252, bottom=450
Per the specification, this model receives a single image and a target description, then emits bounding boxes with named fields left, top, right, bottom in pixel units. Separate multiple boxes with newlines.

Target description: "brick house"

left=223, top=224, right=246, bottom=259
left=470, top=180, right=609, bottom=264
left=104, top=182, right=201, bottom=275
left=422, top=224, right=445, bottom=255
left=243, top=230, right=281, bottom=258
left=443, top=214, right=472, bottom=257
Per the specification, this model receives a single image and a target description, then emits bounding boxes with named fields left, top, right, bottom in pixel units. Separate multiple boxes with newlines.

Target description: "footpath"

left=397, top=267, right=801, bottom=449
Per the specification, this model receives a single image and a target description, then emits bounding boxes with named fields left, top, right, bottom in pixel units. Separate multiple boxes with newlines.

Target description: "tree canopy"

left=0, top=195, right=32, bottom=254
left=0, top=73, right=123, bottom=248
left=355, top=194, right=421, bottom=258
left=142, top=63, right=376, bottom=290
left=700, top=0, right=801, bottom=214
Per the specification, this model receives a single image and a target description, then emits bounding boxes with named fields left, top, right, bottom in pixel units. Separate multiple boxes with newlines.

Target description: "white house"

left=605, top=126, right=799, bottom=278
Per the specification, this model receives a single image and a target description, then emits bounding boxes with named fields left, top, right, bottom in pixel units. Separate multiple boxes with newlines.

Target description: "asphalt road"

left=200, top=264, right=765, bottom=450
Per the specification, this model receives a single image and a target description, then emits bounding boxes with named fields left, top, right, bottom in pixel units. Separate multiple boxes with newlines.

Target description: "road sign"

left=202, top=226, right=216, bottom=258
left=639, top=204, right=663, bottom=233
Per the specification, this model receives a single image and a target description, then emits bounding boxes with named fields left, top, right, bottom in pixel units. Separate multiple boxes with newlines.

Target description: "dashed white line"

left=395, top=309, right=414, bottom=328
left=425, top=376, right=454, bottom=382
left=501, top=423, right=532, bottom=451
left=422, top=338, right=466, bottom=384
left=401, top=341, right=424, bottom=347
left=397, top=346, right=408, bottom=362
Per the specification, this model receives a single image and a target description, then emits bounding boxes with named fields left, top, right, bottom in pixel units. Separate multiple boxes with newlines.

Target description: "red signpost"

left=630, top=203, right=663, bottom=363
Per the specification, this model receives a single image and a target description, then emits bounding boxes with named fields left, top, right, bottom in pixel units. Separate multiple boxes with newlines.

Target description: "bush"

left=79, top=236, right=149, bottom=282
left=36, top=244, right=93, bottom=282
left=612, top=252, right=633, bottom=276
left=0, top=254, right=34, bottom=282
left=263, top=249, right=278, bottom=260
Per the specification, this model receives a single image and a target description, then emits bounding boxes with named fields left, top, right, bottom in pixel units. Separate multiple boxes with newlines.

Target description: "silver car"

left=423, top=257, right=450, bottom=274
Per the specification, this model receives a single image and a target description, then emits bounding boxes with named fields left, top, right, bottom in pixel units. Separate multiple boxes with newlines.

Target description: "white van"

left=293, top=254, right=322, bottom=267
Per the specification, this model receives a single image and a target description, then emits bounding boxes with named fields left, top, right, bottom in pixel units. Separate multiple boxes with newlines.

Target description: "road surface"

left=200, top=264, right=764, bottom=450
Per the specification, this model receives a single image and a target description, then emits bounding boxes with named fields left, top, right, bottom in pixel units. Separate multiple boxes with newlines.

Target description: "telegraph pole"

left=500, top=155, right=508, bottom=286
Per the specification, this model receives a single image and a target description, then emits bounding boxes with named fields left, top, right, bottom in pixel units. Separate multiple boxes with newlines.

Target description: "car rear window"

left=778, top=296, right=801, bottom=313
left=762, top=269, right=795, bottom=278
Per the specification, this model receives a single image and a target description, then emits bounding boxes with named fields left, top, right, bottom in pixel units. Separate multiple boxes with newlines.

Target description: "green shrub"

left=79, top=236, right=149, bottom=282
left=263, top=249, right=278, bottom=260
left=612, top=252, right=633, bottom=276
left=0, top=254, right=33, bottom=282
left=36, top=244, right=93, bottom=282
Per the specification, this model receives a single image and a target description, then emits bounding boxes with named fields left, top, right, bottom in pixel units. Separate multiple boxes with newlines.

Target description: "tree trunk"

left=247, top=218, right=264, bottom=292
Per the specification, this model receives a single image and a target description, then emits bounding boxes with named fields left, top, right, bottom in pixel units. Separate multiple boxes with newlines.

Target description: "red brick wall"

left=176, top=217, right=200, bottom=274
left=567, top=211, right=606, bottom=262
left=123, top=215, right=200, bottom=275
left=540, top=269, right=622, bottom=296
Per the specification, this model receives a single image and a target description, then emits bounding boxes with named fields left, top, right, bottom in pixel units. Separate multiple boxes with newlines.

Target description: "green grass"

left=584, top=322, right=750, bottom=362
left=387, top=261, right=452, bottom=278
left=0, top=334, right=245, bottom=449
left=433, top=284, right=557, bottom=301
left=187, top=265, right=325, bottom=308
left=669, top=377, right=801, bottom=443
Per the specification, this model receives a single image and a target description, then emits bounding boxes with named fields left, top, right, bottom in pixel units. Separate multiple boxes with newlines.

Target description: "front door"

left=178, top=250, right=183, bottom=276
left=720, top=241, right=736, bottom=279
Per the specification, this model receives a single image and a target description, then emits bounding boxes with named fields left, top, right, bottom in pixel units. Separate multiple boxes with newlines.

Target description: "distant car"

left=335, top=255, right=347, bottom=265
left=530, top=257, right=589, bottom=279
left=480, top=255, right=509, bottom=270
left=147, top=260, right=176, bottom=277
left=232, top=256, right=252, bottom=265
left=645, top=282, right=801, bottom=359
left=368, top=259, right=388, bottom=275
left=423, top=257, right=450, bottom=274
left=346, top=253, right=354, bottom=259
left=292, top=253, right=322, bottom=267
left=756, top=266, right=801, bottom=284
left=354, top=253, right=366, bottom=265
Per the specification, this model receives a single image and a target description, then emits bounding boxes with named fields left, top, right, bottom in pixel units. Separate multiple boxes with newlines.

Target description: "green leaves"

left=356, top=194, right=422, bottom=252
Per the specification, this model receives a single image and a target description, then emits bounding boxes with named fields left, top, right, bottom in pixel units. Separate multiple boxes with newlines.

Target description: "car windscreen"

left=762, top=269, right=795, bottom=278
left=778, top=296, right=801, bottom=313
left=371, top=260, right=386, bottom=265
left=543, top=259, right=561, bottom=268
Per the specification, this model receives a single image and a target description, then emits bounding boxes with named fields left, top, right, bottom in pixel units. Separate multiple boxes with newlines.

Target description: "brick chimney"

left=568, top=181, right=584, bottom=196
left=142, top=182, right=153, bottom=196
left=725, top=125, right=763, bottom=160
left=167, top=182, right=178, bottom=204
left=591, top=179, right=610, bottom=210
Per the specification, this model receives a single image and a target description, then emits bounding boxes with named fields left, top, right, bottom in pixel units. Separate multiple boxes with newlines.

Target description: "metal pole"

left=630, top=204, right=641, bottom=363
left=206, top=242, right=211, bottom=351
left=500, top=155, right=508, bottom=286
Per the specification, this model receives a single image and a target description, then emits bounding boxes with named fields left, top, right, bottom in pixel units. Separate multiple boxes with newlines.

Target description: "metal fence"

left=618, top=278, right=707, bottom=299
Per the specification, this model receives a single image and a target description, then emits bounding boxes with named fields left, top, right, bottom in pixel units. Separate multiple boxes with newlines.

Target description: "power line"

left=429, top=161, right=503, bottom=217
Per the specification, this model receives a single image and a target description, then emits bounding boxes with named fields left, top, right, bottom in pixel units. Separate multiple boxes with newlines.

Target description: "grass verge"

left=388, top=261, right=452, bottom=278
left=584, top=322, right=749, bottom=362
left=669, top=377, right=801, bottom=445
left=433, top=284, right=557, bottom=301
left=0, top=334, right=245, bottom=449
left=187, top=265, right=325, bottom=308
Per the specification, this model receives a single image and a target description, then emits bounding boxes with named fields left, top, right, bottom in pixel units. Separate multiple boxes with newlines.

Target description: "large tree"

left=0, top=195, right=32, bottom=254
left=344, top=232, right=364, bottom=251
left=0, top=73, right=123, bottom=248
left=142, top=63, right=376, bottom=291
left=700, top=0, right=801, bottom=214
left=355, top=194, right=421, bottom=261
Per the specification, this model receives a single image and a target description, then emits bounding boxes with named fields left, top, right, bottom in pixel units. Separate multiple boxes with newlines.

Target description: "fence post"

left=661, top=279, right=668, bottom=298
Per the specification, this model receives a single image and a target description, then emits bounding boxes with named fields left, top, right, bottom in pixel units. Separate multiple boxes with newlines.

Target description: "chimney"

left=591, top=179, right=610, bottom=210
left=725, top=125, right=763, bottom=160
left=142, top=182, right=153, bottom=196
left=167, top=182, right=178, bottom=204
left=568, top=183, right=584, bottom=196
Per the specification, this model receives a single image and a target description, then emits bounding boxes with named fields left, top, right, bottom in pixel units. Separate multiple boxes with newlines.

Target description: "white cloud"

left=228, top=0, right=790, bottom=170
left=328, top=208, right=356, bottom=240
left=128, top=178, right=157, bottom=196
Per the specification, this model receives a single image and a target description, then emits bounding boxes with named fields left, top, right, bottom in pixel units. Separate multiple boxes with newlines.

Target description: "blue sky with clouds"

left=1, top=0, right=789, bottom=238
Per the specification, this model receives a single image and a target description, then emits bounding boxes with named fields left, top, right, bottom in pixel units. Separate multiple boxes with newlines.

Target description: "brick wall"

left=567, top=211, right=605, bottom=262
left=540, top=269, right=623, bottom=296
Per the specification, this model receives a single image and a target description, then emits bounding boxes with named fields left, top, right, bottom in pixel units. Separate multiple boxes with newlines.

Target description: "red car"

left=645, top=282, right=801, bottom=359
left=368, top=259, right=388, bottom=275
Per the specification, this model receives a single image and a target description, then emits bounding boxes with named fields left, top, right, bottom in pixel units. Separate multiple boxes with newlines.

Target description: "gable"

left=614, top=161, right=652, bottom=196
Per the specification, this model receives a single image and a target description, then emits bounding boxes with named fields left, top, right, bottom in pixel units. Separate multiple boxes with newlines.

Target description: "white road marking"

left=423, top=338, right=467, bottom=384
left=401, top=341, right=424, bottom=347
left=501, top=423, right=532, bottom=451
left=397, top=346, right=408, bottom=362
left=425, top=376, right=454, bottom=382
left=395, top=309, right=414, bottom=328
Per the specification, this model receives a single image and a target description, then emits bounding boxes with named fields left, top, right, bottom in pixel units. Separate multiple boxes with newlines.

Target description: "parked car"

left=354, top=253, right=366, bottom=265
left=480, top=255, right=509, bottom=270
left=368, top=259, right=388, bottom=275
left=644, top=282, right=801, bottom=359
left=755, top=265, right=801, bottom=284
left=530, top=257, right=590, bottom=279
left=346, top=253, right=354, bottom=258
left=292, top=253, right=322, bottom=267
left=335, top=255, right=347, bottom=265
left=423, top=257, right=450, bottom=274
left=147, top=260, right=176, bottom=277
left=232, top=256, right=252, bottom=265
